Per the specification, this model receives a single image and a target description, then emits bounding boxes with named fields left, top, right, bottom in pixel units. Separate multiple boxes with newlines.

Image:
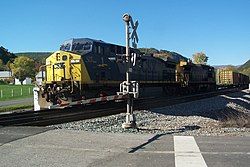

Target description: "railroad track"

left=0, top=88, right=242, bottom=126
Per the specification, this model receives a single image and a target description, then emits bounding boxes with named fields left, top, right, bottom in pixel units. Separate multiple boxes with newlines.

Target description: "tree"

left=0, top=46, right=16, bottom=64
left=10, top=56, right=35, bottom=84
left=238, top=59, right=250, bottom=77
left=139, top=48, right=159, bottom=54
left=192, top=52, right=208, bottom=64
left=222, top=65, right=238, bottom=72
left=0, top=59, right=7, bottom=70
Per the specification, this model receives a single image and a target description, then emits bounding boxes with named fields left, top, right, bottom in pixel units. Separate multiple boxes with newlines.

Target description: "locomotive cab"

left=38, top=50, right=92, bottom=108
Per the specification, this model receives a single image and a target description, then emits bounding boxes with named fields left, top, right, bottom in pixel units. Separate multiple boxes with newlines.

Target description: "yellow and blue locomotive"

left=37, top=38, right=216, bottom=109
left=38, top=38, right=178, bottom=109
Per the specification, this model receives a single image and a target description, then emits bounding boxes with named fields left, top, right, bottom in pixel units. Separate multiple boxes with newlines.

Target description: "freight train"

left=216, top=69, right=249, bottom=88
left=36, top=38, right=247, bottom=109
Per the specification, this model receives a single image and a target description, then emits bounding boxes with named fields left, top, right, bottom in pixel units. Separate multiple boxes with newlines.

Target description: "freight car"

left=216, top=69, right=249, bottom=88
left=36, top=38, right=216, bottom=109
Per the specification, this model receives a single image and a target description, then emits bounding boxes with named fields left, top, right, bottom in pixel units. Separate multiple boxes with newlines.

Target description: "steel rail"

left=0, top=88, right=242, bottom=126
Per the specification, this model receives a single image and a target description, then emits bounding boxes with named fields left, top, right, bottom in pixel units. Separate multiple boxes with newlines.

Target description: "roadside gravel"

left=50, top=90, right=250, bottom=136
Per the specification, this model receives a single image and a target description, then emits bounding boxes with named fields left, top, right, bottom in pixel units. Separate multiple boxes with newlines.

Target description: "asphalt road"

left=0, top=127, right=249, bottom=167
left=0, top=97, right=33, bottom=107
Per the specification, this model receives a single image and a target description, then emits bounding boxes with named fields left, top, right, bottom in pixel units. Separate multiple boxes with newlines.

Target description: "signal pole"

left=121, top=13, right=138, bottom=129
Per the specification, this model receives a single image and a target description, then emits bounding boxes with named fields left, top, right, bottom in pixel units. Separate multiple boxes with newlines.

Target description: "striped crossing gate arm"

left=48, top=94, right=128, bottom=109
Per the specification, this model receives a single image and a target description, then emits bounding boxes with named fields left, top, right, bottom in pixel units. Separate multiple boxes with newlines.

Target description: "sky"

left=0, top=0, right=250, bottom=66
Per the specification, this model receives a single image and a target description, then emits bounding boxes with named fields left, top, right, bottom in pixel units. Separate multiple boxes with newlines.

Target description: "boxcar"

left=216, top=69, right=249, bottom=87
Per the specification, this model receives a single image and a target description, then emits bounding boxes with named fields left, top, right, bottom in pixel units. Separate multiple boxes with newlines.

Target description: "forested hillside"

left=4, top=49, right=250, bottom=77
left=0, top=46, right=16, bottom=64
left=15, top=52, right=52, bottom=64
left=238, top=59, right=250, bottom=76
left=214, top=59, right=250, bottom=77
left=139, top=48, right=188, bottom=62
left=140, top=48, right=249, bottom=77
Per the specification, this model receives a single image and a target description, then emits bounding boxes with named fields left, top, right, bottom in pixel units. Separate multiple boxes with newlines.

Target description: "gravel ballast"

left=50, top=90, right=250, bottom=136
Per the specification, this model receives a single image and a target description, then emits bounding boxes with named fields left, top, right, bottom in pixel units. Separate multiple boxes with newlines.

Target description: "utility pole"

left=120, top=13, right=139, bottom=129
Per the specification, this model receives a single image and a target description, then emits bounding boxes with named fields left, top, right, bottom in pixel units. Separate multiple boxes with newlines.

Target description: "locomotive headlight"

left=123, top=13, right=130, bottom=22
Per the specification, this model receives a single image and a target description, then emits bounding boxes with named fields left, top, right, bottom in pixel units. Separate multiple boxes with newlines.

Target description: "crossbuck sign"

left=130, top=17, right=139, bottom=48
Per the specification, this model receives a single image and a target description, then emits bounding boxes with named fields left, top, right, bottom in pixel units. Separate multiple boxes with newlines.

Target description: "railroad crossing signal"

left=121, top=13, right=139, bottom=129
left=130, top=17, right=139, bottom=48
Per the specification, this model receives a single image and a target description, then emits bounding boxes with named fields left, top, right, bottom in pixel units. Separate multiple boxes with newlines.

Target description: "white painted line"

left=221, top=95, right=250, bottom=103
left=174, top=136, right=207, bottom=167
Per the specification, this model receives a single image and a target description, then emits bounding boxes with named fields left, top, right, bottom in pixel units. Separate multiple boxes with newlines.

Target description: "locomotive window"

left=76, top=44, right=82, bottom=50
left=72, top=43, right=92, bottom=51
left=62, top=55, right=67, bottom=61
left=72, top=43, right=82, bottom=50
left=54, top=62, right=65, bottom=69
left=83, top=44, right=91, bottom=50
left=65, top=43, right=71, bottom=51
left=60, top=43, right=71, bottom=51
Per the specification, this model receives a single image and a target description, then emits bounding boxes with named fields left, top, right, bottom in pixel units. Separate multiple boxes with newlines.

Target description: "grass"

left=0, top=84, right=34, bottom=101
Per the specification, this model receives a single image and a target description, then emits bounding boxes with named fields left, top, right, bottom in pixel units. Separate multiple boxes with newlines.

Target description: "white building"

left=35, top=71, right=46, bottom=85
left=0, top=71, right=12, bottom=80
left=0, top=70, right=33, bottom=85
left=0, top=71, right=13, bottom=84
left=15, top=77, right=32, bottom=85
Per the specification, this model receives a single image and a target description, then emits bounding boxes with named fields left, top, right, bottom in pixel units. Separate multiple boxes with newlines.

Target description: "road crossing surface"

left=0, top=126, right=249, bottom=167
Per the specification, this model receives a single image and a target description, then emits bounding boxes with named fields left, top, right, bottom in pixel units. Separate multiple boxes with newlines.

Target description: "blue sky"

left=0, top=0, right=249, bottom=65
